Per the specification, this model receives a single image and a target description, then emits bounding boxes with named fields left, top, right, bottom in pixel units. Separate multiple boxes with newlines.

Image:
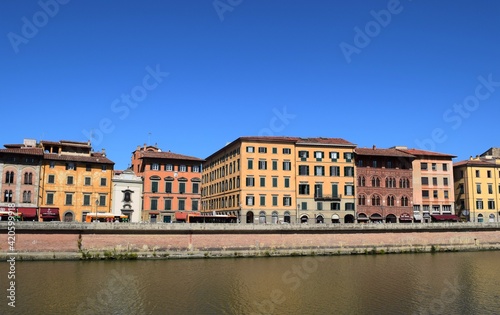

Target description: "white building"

left=112, top=169, right=143, bottom=222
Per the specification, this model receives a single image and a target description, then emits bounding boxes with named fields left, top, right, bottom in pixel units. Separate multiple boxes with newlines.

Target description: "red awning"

left=149, top=211, right=160, bottom=215
left=17, top=207, right=37, bottom=219
left=175, top=212, right=188, bottom=220
left=431, top=214, right=459, bottom=221
left=40, top=207, right=60, bottom=219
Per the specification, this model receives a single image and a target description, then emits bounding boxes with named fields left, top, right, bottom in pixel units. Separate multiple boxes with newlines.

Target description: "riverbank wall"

left=2, top=222, right=500, bottom=260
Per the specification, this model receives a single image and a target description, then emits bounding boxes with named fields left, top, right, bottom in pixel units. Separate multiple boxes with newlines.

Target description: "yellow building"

left=201, top=136, right=356, bottom=224
left=454, top=149, right=500, bottom=223
left=38, top=140, right=114, bottom=222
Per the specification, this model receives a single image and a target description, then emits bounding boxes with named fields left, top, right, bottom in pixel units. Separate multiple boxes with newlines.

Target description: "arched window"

left=358, top=195, right=366, bottom=205
left=5, top=171, right=14, bottom=184
left=272, top=211, right=278, bottom=224
left=4, top=190, right=13, bottom=202
left=64, top=212, right=74, bottom=222
left=284, top=211, right=291, bottom=223
left=371, top=177, right=380, bottom=187
left=387, top=195, right=395, bottom=206
left=358, top=176, right=365, bottom=187
left=399, top=178, right=410, bottom=188
left=259, top=211, right=266, bottom=224
left=371, top=195, right=381, bottom=206
left=386, top=177, right=396, bottom=188
left=401, top=196, right=409, bottom=207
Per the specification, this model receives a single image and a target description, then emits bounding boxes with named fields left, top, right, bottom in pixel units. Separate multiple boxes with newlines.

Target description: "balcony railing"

left=314, top=194, right=342, bottom=201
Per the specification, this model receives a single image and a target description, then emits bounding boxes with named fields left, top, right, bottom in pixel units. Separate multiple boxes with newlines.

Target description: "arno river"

left=1, top=252, right=500, bottom=314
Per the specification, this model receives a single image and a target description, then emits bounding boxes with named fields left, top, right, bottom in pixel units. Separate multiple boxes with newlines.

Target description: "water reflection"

left=1, top=252, right=500, bottom=314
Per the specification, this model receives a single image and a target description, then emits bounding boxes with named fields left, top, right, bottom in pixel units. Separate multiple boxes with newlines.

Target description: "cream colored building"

left=111, top=169, right=143, bottom=222
left=201, top=136, right=356, bottom=224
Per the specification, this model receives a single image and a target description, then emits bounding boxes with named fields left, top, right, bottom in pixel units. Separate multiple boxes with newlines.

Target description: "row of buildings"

left=0, top=137, right=499, bottom=224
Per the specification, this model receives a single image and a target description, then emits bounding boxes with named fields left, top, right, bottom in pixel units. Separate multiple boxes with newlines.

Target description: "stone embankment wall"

left=1, top=222, right=500, bottom=260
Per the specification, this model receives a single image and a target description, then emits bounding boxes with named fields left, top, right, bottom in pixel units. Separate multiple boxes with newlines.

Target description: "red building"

left=131, top=144, right=204, bottom=223
left=355, top=147, right=415, bottom=223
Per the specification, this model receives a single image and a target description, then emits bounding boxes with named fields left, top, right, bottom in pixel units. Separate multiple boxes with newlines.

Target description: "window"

left=432, top=177, right=438, bottom=186
left=477, top=184, right=482, bottom=194
left=386, top=161, right=393, bottom=169
left=432, top=163, right=437, bottom=171
left=329, top=152, right=339, bottom=161
left=48, top=174, right=55, bottom=184
left=101, top=165, right=107, bottom=172
left=386, top=177, right=396, bottom=188
left=260, top=195, right=266, bottom=206
left=298, top=184, right=310, bottom=195
left=24, top=172, right=33, bottom=185
left=299, top=151, right=309, bottom=160
left=330, top=202, right=340, bottom=210
left=260, top=177, right=266, bottom=187
left=164, top=199, right=172, bottom=210
left=444, top=190, right=449, bottom=199
left=100, top=178, right=107, bottom=186
left=283, top=196, right=292, bottom=206
left=488, top=200, right=495, bottom=210
left=67, top=176, right=74, bottom=185
left=422, top=190, right=429, bottom=198
left=488, top=184, right=493, bottom=194
left=283, top=148, right=291, bottom=154
left=22, top=191, right=31, bottom=203
left=5, top=171, right=14, bottom=184
left=192, top=200, right=199, bottom=211
left=272, top=177, right=278, bottom=188
left=330, top=166, right=340, bottom=176
left=443, top=205, right=451, bottom=212
left=459, top=184, right=464, bottom=194
left=46, top=192, right=54, bottom=205
left=246, top=177, right=255, bottom=187
left=179, top=165, right=187, bottom=172
left=317, top=202, right=323, bottom=210
left=421, top=177, right=429, bottom=185
left=272, top=160, right=278, bottom=170
left=272, top=196, right=278, bottom=206
left=476, top=200, right=483, bottom=209
left=258, top=147, right=267, bottom=153
left=86, top=164, right=91, bottom=171
left=433, top=190, right=438, bottom=198
left=401, top=196, right=409, bottom=207
left=371, top=195, right=381, bottom=206
left=372, top=160, right=378, bottom=168
left=284, top=177, right=290, bottom=188
left=421, top=163, right=428, bottom=170
left=49, top=161, right=55, bottom=169
left=314, top=184, right=323, bottom=197
left=358, top=195, right=366, bottom=205
left=357, top=160, right=364, bottom=167
left=358, top=176, right=365, bottom=187
left=151, top=199, right=158, bottom=210
left=84, top=177, right=91, bottom=186
left=487, top=170, right=492, bottom=178
left=371, top=177, right=380, bottom=187
left=443, top=163, right=448, bottom=171
left=344, top=152, right=353, bottom=162
left=124, top=192, right=131, bottom=202
left=165, top=182, right=172, bottom=193
left=400, top=178, right=410, bottom=188
left=298, top=165, right=309, bottom=176
left=66, top=162, right=76, bottom=170
left=314, top=151, right=324, bottom=160
left=475, top=170, right=480, bottom=177
left=246, top=196, right=254, bottom=206
left=345, top=203, right=355, bottom=210
left=83, top=194, right=91, bottom=206
left=192, top=183, right=199, bottom=194
left=344, top=167, right=354, bottom=177
left=191, top=165, right=200, bottom=173
left=314, top=166, right=325, bottom=176
left=65, top=193, right=73, bottom=205
left=99, top=195, right=106, bottom=206
left=443, top=178, right=449, bottom=186
left=247, top=159, right=253, bottom=170
left=178, top=199, right=185, bottom=211
left=432, top=205, right=440, bottom=213
left=258, top=160, right=267, bottom=170
left=179, top=182, right=186, bottom=194
left=344, top=185, right=354, bottom=196
left=332, top=184, right=339, bottom=197
left=300, top=202, right=307, bottom=210
left=165, top=164, right=173, bottom=171
left=246, top=146, right=255, bottom=153
left=283, top=161, right=291, bottom=171
left=151, top=181, right=159, bottom=193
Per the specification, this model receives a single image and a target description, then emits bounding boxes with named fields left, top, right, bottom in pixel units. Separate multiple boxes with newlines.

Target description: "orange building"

left=38, top=140, right=114, bottom=222
left=131, top=144, right=204, bottom=223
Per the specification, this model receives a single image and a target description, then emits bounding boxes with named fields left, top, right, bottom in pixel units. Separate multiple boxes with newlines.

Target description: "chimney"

left=372, top=145, right=376, bottom=150
left=101, top=148, right=106, bottom=156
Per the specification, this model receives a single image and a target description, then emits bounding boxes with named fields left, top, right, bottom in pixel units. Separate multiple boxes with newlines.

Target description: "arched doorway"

left=284, top=211, right=291, bottom=223
left=386, top=214, right=397, bottom=223
left=64, top=212, right=73, bottom=222
left=356, top=213, right=368, bottom=223
left=331, top=214, right=340, bottom=224
left=246, top=211, right=254, bottom=223
left=316, top=215, right=324, bottom=224
left=272, top=211, right=279, bottom=224
left=259, top=211, right=266, bottom=224
left=478, top=214, right=484, bottom=223
left=370, top=213, right=383, bottom=223
left=300, top=215, right=309, bottom=224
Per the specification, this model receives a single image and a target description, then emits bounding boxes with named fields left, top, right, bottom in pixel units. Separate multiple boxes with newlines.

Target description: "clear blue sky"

left=1, top=0, right=499, bottom=170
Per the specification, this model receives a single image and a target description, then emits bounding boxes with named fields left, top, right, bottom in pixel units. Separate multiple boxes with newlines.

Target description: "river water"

left=1, top=251, right=500, bottom=315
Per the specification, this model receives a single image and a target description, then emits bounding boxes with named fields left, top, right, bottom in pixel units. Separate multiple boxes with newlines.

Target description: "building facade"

left=454, top=148, right=500, bottom=223
left=397, top=148, right=456, bottom=223
left=202, top=136, right=357, bottom=224
left=38, top=140, right=114, bottom=222
left=0, top=139, right=43, bottom=221
left=355, top=147, right=414, bottom=223
left=111, top=169, right=143, bottom=222
left=131, top=144, right=204, bottom=223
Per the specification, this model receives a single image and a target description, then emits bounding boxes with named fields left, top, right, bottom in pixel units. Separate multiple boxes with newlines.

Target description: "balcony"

left=314, top=194, right=342, bottom=201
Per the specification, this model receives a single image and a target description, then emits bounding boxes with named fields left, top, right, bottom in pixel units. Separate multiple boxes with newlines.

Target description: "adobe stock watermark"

left=213, top=0, right=243, bottom=22
left=415, top=74, right=500, bottom=151
left=339, top=0, right=412, bottom=64
left=81, top=64, right=169, bottom=147
left=7, top=0, right=70, bottom=54
left=251, top=255, right=326, bottom=315
left=5, top=203, right=17, bottom=308
left=412, top=276, right=463, bottom=315
left=257, top=107, right=296, bottom=136
left=77, top=268, right=144, bottom=315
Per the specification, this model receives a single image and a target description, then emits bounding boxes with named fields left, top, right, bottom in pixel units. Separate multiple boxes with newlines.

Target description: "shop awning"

left=370, top=213, right=384, bottom=220
left=431, top=214, right=460, bottom=221
left=331, top=214, right=340, bottom=220
left=40, top=207, right=59, bottom=219
left=357, top=213, right=369, bottom=221
left=175, top=212, right=188, bottom=220
left=149, top=211, right=160, bottom=215
left=399, top=213, right=412, bottom=221
left=414, top=214, right=422, bottom=221
left=17, top=207, right=37, bottom=219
